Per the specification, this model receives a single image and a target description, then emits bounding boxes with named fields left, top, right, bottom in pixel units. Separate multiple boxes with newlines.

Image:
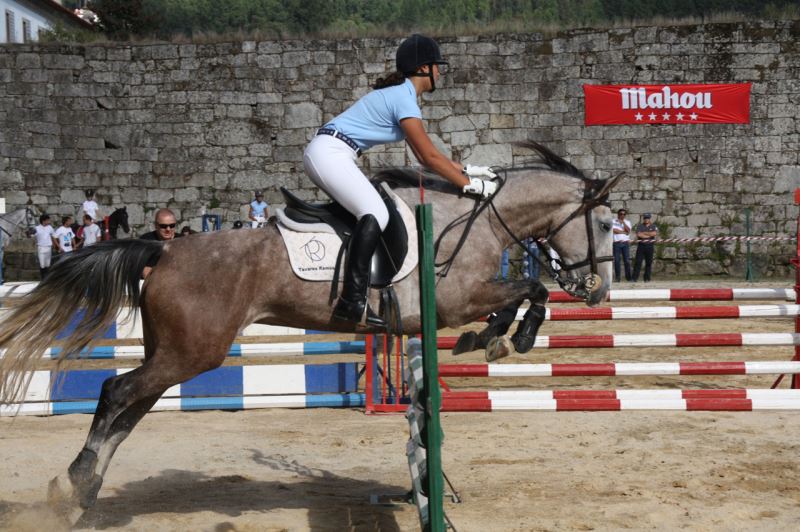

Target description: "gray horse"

left=0, top=142, right=619, bottom=521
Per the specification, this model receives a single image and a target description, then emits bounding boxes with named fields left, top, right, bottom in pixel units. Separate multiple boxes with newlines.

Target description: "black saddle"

left=280, top=184, right=408, bottom=288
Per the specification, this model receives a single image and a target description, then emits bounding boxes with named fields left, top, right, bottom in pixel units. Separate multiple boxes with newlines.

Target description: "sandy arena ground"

left=2, top=279, right=800, bottom=531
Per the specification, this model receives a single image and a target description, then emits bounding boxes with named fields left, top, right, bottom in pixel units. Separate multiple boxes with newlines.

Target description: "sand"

left=2, top=280, right=800, bottom=531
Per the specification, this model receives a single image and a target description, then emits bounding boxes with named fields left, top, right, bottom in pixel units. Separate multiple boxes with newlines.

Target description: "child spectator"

left=54, top=215, right=76, bottom=260
left=79, top=214, right=102, bottom=248
left=81, top=189, right=100, bottom=222
left=32, top=214, right=56, bottom=278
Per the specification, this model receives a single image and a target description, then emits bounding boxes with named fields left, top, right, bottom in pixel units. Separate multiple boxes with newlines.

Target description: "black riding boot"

left=333, top=214, right=386, bottom=327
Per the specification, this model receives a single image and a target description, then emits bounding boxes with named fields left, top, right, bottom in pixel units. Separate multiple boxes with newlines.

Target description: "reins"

left=431, top=166, right=615, bottom=300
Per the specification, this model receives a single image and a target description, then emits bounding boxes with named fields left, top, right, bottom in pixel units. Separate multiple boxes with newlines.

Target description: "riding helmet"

left=396, top=34, right=448, bottom=75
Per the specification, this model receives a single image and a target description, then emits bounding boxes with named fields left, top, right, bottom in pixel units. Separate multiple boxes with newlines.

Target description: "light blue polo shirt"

left=324, top=79, right=421, bottom=152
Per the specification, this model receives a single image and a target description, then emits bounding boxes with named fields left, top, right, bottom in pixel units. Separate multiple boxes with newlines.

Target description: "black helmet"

left=396, top=34, right=448, bottom=76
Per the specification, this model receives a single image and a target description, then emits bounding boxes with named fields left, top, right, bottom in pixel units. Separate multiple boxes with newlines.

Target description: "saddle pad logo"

left=302, top=238, right=326, bottom=262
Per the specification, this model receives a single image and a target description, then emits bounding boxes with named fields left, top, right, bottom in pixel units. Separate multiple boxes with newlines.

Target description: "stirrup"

left=332, top=298, right=387, bottom=329
left=365, top=305, right=387, bottom=328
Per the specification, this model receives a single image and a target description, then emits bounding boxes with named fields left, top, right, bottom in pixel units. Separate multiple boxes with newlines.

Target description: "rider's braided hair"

left=373, top=71, right=406, bottom=89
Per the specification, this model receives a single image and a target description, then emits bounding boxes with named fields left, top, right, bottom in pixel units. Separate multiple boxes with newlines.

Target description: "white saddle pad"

left=276, top=190, right=418, bottom=283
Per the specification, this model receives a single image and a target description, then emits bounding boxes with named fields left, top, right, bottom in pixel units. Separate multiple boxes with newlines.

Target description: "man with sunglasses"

left=140, top=209, right=178, bottom=241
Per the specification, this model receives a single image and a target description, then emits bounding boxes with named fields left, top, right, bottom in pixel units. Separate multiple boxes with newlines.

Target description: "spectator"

left=32, top=214, right=56, bottom=279
left=633, top=213, right=659, bottom=283
left=248, top=190, right=269, bottom=228
left=0, top=226, right=4, bottom=285
left=497, top=248, right=510, bottom=281
left=54, top=215, right=76, bottom=261
left=179, top=226, right=196, bottom=237
left=140, top=209, right=178, bottom=279
left=79, top=214, right=102, bottom=248
left=140, top=209, right=178, bottom=241
left=612, top=208, right=632, bottom=283
left=81, top=189, right=100, bottom=222
left=523, top=238, right=540, bottom=280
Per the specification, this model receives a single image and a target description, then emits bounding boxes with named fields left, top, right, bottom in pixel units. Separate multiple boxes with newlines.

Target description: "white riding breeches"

left=37, top=246, right=52, bottom=268
left=303, top=134, right=389, bottom=230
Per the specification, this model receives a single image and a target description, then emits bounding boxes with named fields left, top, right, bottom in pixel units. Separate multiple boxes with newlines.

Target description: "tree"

left=88, top=0, right=160, bottom=40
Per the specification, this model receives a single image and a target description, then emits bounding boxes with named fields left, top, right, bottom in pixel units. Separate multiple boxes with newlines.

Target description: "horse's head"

left=545, top=173, right=622, bottom=306
left=112, top=207, right=130, bottom=234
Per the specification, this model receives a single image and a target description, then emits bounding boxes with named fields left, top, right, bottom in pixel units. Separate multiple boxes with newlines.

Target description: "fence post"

left=416, top=203, right=445, bottom=531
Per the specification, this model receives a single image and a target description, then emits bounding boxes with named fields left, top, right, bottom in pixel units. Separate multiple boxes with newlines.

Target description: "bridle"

left=433, top=167, right=615, bottom=301
left=531, top=177, right=615, bottom=300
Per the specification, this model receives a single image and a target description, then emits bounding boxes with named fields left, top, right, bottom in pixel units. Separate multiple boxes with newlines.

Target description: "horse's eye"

left=600, top=222, right=611, bottom=232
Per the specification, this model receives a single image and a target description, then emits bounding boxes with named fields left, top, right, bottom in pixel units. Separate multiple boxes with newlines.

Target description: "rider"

left=304, top=34, right=498, bottom=325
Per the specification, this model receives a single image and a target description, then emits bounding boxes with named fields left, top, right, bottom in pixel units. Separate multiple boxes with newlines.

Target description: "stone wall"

left=2, top=20, right=800, bottom=280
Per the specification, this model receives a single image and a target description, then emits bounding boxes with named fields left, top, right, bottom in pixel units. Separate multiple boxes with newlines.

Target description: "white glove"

left=462, top=177, right=498, bottom=199
left=464, top=164, right=497, bottom=179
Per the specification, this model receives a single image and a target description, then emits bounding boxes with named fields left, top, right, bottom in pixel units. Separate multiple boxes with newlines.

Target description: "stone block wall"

left=1, top=21, right=799, bottom=280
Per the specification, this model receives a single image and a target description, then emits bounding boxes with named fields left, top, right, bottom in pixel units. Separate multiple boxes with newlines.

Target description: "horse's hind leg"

left=48, top=353, right=206, bottom=519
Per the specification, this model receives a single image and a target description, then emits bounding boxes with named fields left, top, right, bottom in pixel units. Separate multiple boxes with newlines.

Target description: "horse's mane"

left=511, top=141, right=588, bottom=179
left=372, top=140, right=587, bottom=190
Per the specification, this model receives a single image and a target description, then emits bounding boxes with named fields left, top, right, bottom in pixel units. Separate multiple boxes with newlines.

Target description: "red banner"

left=584, top=83, right=751, bottom=125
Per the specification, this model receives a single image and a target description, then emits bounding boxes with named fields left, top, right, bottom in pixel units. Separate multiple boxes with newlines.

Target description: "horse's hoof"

left=47, top=474, right=84, bottom=525
left=511, top=333, right=536, bottom=354
left=485, top=336, right=511, bottom=362
left=452, top=331, right=478, bottom=355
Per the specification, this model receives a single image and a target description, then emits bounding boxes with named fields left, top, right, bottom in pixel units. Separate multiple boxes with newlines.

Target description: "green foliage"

left=86, top=0, right=800, bottom=40
left=88, top=0, right=161, bottom=40
left=37, top=22, right=102, bottom=44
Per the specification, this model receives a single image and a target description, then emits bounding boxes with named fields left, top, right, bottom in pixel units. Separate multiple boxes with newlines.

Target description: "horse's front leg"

left=509, top=280, right=549, bottom=354
left=450, top=280, right=548, bottom=357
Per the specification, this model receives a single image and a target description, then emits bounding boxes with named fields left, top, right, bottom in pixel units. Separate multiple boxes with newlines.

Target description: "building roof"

left=25, top=0, right=97, bottom=31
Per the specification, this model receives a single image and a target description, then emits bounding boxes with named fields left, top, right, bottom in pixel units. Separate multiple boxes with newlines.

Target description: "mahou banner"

left=584, top=83, right=751, bottom=125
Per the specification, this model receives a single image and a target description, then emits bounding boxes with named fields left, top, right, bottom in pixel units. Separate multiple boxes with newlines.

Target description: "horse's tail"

left=0, top=239, right=163, bottom=404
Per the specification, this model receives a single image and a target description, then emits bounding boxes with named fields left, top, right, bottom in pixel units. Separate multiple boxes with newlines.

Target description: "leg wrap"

left=511, top=305, right=546, bottom=353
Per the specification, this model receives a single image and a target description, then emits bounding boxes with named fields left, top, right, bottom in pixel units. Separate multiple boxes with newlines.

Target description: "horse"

left=0, top=142, right=619, bottom=521
left=0, top=207, right=38, bottom=243
left=0, top=207, right=39, bottom=282
left=102, top=207, right=130, bottom=240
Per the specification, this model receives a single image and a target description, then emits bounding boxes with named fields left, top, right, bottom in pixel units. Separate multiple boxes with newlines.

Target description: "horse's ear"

left=122, top=206, right=127, bottom=211
left=591, top=172, right=624, bottom=199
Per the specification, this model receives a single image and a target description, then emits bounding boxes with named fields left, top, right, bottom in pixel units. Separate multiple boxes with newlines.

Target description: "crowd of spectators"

left=24, top=191, right=269, bottom=280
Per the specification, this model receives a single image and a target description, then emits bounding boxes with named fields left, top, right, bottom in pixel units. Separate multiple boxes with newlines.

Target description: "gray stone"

left=284, top=102, right=321, bottom=128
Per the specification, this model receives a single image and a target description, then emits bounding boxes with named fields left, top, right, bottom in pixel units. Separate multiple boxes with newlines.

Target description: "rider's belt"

left=316, top=128, right=362, bottom=157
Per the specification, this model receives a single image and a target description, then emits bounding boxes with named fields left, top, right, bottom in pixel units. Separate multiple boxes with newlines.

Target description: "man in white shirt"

left=612, top=208, right=632, bottom=283
left=54, top=216, right=76, bottom=261
left=81, top=189, right=100, bottom=222
left=79, top=214, right=102, bottom=247
left=33, top=214, right=57, bottom=278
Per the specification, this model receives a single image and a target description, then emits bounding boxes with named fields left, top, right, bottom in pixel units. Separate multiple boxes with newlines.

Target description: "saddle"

left=278, top=182, right=409, bottom=288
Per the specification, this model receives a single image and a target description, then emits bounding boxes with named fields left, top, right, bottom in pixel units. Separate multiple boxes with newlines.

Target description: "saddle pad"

left=276, top=192, right=418, bottom=283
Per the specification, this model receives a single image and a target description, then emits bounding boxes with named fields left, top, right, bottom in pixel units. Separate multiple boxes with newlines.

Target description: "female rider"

left=304, top=34, right=497, bottom=326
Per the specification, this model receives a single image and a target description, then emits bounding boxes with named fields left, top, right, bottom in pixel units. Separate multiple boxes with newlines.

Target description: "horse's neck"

left=0, top=210, right=25, bottom=229
left=490, top=172, right=580, bottom=246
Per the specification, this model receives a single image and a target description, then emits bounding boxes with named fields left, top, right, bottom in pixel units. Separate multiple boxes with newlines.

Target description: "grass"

left=34, top=7, right=800, bottom=46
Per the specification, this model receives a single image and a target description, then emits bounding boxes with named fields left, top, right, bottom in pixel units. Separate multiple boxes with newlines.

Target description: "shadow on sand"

left=0, top=451, right=410, bottom=531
